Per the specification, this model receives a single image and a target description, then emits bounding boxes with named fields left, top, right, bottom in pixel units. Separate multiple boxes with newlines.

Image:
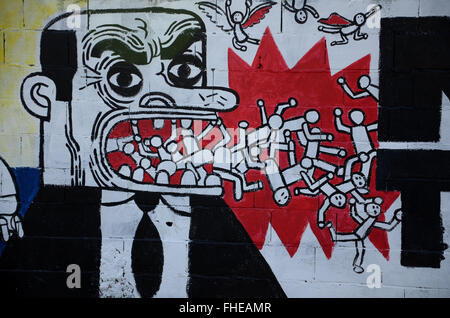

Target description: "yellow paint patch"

left=1, top=0, right=86, bottom=167
left=5, top=30, right=40, bottom=66
left=0, top=134, right=39, bottom=167
left=24, top=0, right=87, bottom=29
left=0, top=31, right=4, bottom=64
left=0, top=99, right=39, bottom=135
left=0, top=0, right=24, bottom=29
left=0, top=64, right=40, bottom=100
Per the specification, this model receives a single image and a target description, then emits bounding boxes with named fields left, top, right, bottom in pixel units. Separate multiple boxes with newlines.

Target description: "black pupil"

left=178, top=64, right=191, bottom=79
left=117, top=71, right=132, bottom=87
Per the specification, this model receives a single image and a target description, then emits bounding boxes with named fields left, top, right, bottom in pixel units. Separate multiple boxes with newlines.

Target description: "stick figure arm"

left=302, top=123, right=329, bottom=141
left=334, top=114, right=351, bottom=134
left=350, top=204, right=364, bottom=224
left=341, top=83, right=371, bottom=99
left=367, top=121, right=378, bottom=131
left=317, top=199, right=330, bottom=224
left=319, top=145, right=345, bottom=156
left=283, top=0, right=296, bottom=12
left=365, top=4, right=382, bottom=19
left=196, top=121, right=216, bottom=141
left=243, top=148, right=265, bottom=169
left=350, top=190, right=373, bottom=204
left=374, top=209, right=402, bottom=231
left=212, top=121, right=232, bottom=151
left=373, top=218, right=400, bottom=231
left=304, top=5, right=319, bottom=17
left=301, top=171, right=328, bottom=191
left=164, top=120, right=178, bottom=147
left=318, top=25, right=342, bottom=33
left=225, top=1, right=234, bottom=26
left=296, top=130, right=308, bottom=147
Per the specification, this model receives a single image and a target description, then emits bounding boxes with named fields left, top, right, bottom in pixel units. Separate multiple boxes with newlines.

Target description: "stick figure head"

left=274, top=187, right=291, bottom=206
left=354, top=13, right=366, bottom=26
left=351, top=173, right=367, bottom=189
left=349, top=109, right=365, bottom=125
left=305, top=110, right=320, bottom=124
left=365, top=203, right=382, bottom=217
left=268, top=114, right=283, bottom=130
left=232, top=12, right=244, bottom=23
left=295, top=10, right=308, bottom=24
left=357, top=75, right=371, bottom=89
left=330, top=192, right=347, bottom=208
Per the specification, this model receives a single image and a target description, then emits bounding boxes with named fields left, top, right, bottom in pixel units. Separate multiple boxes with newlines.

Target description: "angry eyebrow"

left=90, top=38, right=148, bottom=65
left=160, top=18, right=204, bottom=60
left=82, top=25, right=150, bottom=66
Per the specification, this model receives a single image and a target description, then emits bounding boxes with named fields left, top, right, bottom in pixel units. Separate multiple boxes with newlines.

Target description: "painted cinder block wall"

left=0, top=0, right=449, bottom=297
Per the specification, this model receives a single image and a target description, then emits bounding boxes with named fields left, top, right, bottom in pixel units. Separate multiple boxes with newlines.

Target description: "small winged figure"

left=283, top=0, right=319, bottom=24
left=318, top=5, right=382, bottom=46
left=197, top=0, right=276, bottom=52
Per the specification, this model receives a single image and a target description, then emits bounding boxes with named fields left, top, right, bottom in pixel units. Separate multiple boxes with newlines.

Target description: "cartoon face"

left=274, top=187, right=291, bottom=206
left=295, top=10, right=308, bottom=24
left=351, top=173, right=367, bottom=188
left=354, top=13, right=366, bottom=26
left=366, top=203, right=381, bottom=217
left=232, top=12, right=244, bottom=23
left=330, top=192, right=346, bottom=208
left=20, top=9, right=238, bottom=194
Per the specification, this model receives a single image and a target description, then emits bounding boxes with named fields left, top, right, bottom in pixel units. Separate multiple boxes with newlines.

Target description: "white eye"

left=109, top=72, right=142, bottom=88
left=169, top=63, right=202, bottom=81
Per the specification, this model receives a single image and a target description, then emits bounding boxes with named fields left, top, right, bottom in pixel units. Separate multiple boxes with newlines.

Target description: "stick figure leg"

left=353, top=240, right=366, bottom=273
left=331, top=33, right=349, bottom=46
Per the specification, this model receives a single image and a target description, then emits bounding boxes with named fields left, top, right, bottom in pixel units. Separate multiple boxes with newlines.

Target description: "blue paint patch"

left=0, top=168, right=40, bottom=256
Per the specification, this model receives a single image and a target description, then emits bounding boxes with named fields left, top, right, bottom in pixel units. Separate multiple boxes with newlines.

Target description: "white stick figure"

left=318, top=5, right=382, bottom=46
left=325, top=199, right=402, bottom=273
left=334, top=107, right=377, bottom=182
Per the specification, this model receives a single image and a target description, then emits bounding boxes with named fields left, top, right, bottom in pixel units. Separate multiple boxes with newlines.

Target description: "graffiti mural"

left=0, top=0, right=449, bottom=298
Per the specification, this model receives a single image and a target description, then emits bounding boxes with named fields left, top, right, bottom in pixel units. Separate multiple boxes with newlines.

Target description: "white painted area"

left=99, top=191, right=191, bottom=298
left=99, top=199, right=142, bottom=298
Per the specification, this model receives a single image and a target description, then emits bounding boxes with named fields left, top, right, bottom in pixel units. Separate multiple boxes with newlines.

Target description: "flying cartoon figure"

left=197, top=0, right=276, bottom=51
left=318, top=5, right=382, bottom=46
left=283, top=0, right=319, bottom=24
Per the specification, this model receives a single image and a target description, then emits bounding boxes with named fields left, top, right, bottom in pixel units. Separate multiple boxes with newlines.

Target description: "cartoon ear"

left=20, top=73, right=57, bottom=120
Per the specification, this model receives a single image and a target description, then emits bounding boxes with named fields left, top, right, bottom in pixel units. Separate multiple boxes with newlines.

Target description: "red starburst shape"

left=222, top=28, right=400, bottom=259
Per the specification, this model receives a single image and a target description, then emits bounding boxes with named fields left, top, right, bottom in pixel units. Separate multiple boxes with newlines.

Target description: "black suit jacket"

left=0, top=185, right=285, bottom=298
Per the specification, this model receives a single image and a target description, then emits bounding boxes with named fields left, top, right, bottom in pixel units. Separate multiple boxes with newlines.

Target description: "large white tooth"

left=118, top=165, right=132, bottom=177
left=132, top=167, right=144, bottom=182
left=106, top=139, right=119, bottom=153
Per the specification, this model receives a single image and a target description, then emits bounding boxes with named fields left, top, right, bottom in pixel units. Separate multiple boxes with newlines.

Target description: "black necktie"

left=131, top=193, right=163, bottom=298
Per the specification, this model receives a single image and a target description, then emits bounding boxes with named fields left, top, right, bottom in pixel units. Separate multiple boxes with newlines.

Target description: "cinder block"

left=279, top=279, right=405, bottom=298
left=0, top=99, right=39, bottom=134
left=0, top=0, right=24, bottom=29
left=0, top=32, right=4, bottom=64
left=24, top=0, right=87, bottom=30
left=4, top=30, right=40, bottom=66
left=404, top=287, right=450, bottom=298
left=0, top=64, right=40, bottom=100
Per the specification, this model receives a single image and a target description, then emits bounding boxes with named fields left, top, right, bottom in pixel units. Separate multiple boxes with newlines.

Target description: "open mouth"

left=92, top=110, right=224, bottom=196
